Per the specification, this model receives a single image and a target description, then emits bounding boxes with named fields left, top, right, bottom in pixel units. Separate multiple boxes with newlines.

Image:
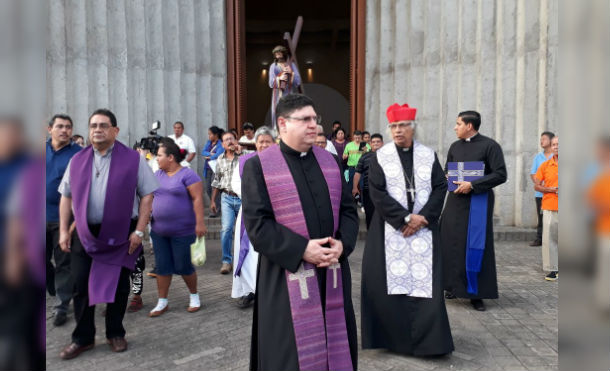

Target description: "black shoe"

left=444, top=291, right=456, bottom=299
left=471, top=299, right=486, bottom=311
left=529, top=239, right=542, bottom=246
left=545, top=271, right=558, bottom=281
left=237, top=293, right=255, bottom=308
left=53, top=312, right=68, bottom=327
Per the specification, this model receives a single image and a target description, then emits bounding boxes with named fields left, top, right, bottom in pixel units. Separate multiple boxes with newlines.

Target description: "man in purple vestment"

left=57, top=109, right=159, bottom=359
left=242, top=94, right=359, bottom=370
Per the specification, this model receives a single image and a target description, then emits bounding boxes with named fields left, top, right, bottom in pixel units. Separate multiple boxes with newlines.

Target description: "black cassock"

left=361, top=144, right=454, bottom=356
left=440, top=133, right=507, bottom=299
left=242, top=141, right=359, bottom=371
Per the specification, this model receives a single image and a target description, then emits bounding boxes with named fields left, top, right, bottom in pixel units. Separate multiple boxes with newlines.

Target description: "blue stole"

left=466, top=192, right=488, bottom=294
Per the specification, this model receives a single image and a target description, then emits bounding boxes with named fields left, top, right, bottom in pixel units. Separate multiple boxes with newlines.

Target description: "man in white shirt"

left=316, top=125, right=337, bottom=155
left=168, top=121, right=196, bottom=168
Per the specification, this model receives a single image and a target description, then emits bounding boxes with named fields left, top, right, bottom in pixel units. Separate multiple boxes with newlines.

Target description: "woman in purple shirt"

left=149, top=138, right=207, bottom=317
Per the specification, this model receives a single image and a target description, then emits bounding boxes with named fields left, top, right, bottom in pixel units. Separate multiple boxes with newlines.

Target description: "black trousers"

left=362, top=188, right=375, bottom=229
left=71, top=220, right=136, bottom=345
left=535, top=197, right=543, bottom=240
left=46, top=222, right=73, bottom=313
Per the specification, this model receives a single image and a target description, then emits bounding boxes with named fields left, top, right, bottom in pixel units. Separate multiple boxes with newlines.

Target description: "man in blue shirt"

left=529, top=131, right=555, bottom=246
left=46, top=114, right=82, bottom=326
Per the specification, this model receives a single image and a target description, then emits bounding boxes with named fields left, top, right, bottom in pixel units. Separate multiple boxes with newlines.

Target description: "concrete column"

left=107, top=0, right=129, bottom=144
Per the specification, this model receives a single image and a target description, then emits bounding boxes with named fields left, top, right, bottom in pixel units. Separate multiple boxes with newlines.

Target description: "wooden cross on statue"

left=283, top=16, right=305, bottom=94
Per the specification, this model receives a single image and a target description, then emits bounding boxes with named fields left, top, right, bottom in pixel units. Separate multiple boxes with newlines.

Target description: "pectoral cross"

left=289, top=264, right=315, bottom=299
left=407, top=188, right=416, bottom=201
left=329, top=263, right=340, bottom=289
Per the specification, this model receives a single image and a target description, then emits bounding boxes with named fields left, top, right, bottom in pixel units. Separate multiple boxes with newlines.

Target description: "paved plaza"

left=46, top=227, right=557, bottom=371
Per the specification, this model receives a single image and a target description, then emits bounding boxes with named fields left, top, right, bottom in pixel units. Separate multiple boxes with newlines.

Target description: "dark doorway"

left=226, top=0, right=365, bottom=136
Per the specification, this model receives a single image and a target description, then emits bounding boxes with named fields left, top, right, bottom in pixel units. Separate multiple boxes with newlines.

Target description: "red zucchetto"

left=386, top=103, right=417, bottom=123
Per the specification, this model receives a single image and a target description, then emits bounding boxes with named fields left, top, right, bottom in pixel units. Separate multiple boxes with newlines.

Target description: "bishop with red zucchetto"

left=360, top=102, right=455, bottom=356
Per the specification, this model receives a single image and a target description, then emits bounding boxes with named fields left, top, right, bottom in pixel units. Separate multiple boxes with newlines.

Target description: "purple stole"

left=234, top=151, right=257, bottom=277
left=70, top=141, right=142, bottom=305
left=258, top=144, right=353, bottom=371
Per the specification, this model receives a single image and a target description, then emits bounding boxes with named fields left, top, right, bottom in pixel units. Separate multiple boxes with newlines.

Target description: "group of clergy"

left=240, top=94, right=507, bottom=370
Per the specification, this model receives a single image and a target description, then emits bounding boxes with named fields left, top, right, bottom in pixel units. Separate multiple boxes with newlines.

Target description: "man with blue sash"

left=361, top=103, right=454, bottom=356
left=440, top=111, right=507, bottom=311
left=57, top=109, right=158, bottom=359
left=242, top=94, right=359, bottom=370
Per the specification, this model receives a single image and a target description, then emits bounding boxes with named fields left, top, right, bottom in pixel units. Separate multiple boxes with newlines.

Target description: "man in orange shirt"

left=534, top=136, right=559, bottom=281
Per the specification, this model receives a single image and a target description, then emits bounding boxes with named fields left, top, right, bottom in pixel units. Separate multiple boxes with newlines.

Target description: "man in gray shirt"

left=57, top=108, right=158, bottom=360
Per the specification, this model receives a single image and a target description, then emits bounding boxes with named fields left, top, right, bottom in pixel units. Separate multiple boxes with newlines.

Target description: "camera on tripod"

left=135, top=120, right=162, bottom=154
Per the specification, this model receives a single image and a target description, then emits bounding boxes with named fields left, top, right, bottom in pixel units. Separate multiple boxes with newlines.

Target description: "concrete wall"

left=46, top=0, right=227, bottom=174
left=365, top=0, right=558, bottom=227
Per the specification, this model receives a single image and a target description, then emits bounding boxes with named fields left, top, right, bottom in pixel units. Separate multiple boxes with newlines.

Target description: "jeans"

left=46, top=222, right=73, bottom=314
left=221, top=193, right=241, bottom=264
left=347, top=166, right=357, bottom=192
left=205, top=170, right=220, bottom=215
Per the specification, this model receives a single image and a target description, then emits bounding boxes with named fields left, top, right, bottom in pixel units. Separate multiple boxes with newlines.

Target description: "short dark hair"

left=72, top=134, right=83, bottom=141
left=89, top=108, right=117, bottom=127
left=362, top=131, right=370, bottom=136
left=222, top=131, right=237, bottom=141
left=159, top=137, right=186, bottom=163
left=458, top=110, right=481, bottom=131
left=353, top=130, right=362, bottom=136
left=243, top=122, right=254, bottom=130
left=332, top=121, right=341, bottom=127
left=371, top=133, right=383, bottom=141
left=49, top=113, right=73, bottom=127
left=541, top=131, right=555, bottom=140
left=275, top=94, right=316, bottom=123
left=316, top=133, right=326, bottom=138
left=174, top=121, right=184, bottom=129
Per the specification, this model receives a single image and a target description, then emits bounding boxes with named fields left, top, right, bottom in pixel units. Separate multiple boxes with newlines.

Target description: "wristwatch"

left=404, top=214, right=411, bottom=225
left=134, top=230, right=144, bottom=238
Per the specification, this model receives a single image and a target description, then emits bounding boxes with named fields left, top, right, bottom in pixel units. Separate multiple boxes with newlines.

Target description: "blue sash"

left=465, top=192, right=488, bottom=295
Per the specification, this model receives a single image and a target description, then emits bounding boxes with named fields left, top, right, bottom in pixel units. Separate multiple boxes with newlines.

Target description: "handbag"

left=191, top=237, right=207, bottom=266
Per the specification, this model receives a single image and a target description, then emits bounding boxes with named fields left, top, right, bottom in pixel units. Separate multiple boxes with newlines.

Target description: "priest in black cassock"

left=440, top=111, right=507, bottom=312
left=361, top=103, right=454, bottom=356
left=242, top=94, right=359, bottom=371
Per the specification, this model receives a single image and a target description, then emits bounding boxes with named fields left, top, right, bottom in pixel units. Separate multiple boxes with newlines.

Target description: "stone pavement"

left=46, top=238, right=557, bottom=370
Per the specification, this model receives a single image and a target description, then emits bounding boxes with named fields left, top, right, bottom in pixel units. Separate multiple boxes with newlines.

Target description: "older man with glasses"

left=57, top=108, right=158, bottom=359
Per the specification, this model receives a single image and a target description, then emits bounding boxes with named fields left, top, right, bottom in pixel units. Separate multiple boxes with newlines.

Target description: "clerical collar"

left=93, top=143, right=115, bottom=157
left=464, top=133, right=479, bottom=142
left=280, top=140, right=311, bottom=158
left=395, top=143, right=413, bottom=152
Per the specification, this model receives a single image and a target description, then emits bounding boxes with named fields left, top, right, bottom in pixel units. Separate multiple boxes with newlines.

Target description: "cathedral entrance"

left=226, top=0, right=365, bottom=136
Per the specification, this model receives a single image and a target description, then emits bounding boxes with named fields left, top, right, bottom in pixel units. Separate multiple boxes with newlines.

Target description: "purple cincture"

left=70, top=141, right=142, bottom=305
left=258, top=144, right=353, bottom=371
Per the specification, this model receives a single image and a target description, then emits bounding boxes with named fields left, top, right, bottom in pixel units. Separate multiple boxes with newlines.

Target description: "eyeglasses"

left=89, top=122, right=112, bottom=130
left=285, top=115, right=322, bottom=124
left=389, top=122, right=415, bottom=130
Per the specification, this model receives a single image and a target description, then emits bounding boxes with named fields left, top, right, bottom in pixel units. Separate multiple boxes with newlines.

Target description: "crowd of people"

left=44, top=93, right=569, bottom=370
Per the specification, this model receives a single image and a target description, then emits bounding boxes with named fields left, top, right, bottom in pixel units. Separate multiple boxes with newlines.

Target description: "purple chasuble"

left=70, top=141, right=142, bottom=305
left=258, top=144, right=353, bottom=371
left=234, top=151, right=257, bottom=277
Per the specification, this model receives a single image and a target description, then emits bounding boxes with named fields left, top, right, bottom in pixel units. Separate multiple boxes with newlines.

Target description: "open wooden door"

left=226, top=0, right=246, bottom=135
left=227, top=0, right=365, bottom=135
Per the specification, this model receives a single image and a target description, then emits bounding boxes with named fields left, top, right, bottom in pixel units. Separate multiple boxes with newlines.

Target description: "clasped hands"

left=303, top=237, right=343, bottom=268
left=401, top=214, right=429, bottom=237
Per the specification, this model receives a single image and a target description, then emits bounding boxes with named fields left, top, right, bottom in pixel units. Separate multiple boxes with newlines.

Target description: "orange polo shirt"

left=535, top=157, right=558, bottom=211
left=587, top=171, right=610, bottom=235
